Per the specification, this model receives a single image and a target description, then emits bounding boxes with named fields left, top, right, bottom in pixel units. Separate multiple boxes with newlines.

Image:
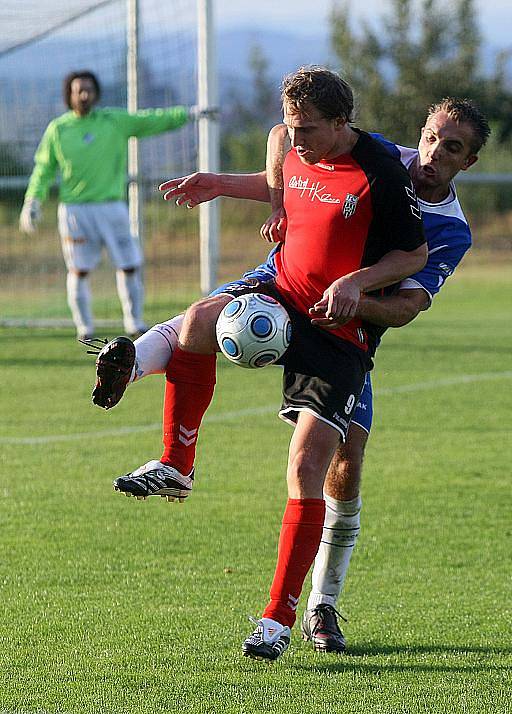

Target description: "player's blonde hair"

left=281, top=66, right=354, bottom=123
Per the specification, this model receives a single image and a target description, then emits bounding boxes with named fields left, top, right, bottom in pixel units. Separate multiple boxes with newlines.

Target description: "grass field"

left=1, top=261, right=511, bottom=713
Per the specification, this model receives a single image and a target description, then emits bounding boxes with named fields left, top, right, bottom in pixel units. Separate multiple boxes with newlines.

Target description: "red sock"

left=160, top=347, right=216, bottom=475
left=262, top=498, right=325, bottom=628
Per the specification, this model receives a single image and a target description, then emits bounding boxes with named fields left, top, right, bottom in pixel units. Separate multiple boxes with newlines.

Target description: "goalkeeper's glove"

left=19, top=197, right=42, bottom=234
left=189, top=105, right=220, bottom=121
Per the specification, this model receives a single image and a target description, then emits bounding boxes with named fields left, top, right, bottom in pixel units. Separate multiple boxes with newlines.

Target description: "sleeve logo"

left=405, top=184, right=422, bottom=220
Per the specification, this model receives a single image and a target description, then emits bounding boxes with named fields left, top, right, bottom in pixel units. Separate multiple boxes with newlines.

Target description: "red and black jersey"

left=274, top=129, right=425, bottom=353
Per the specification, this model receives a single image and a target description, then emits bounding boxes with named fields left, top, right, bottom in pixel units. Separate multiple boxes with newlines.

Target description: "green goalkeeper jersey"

left=25, top=106, right=190, bottom=204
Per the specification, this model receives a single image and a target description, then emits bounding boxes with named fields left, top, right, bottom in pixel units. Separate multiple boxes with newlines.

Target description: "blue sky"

left=215, top=0, right=512, bottom=48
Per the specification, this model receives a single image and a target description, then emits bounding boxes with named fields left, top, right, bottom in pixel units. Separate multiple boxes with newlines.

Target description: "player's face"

left=69, top=78, right=98, bottom=116
left=283, top=102, right=344, bottom=164
left=415, top=111, right=478, bottom=191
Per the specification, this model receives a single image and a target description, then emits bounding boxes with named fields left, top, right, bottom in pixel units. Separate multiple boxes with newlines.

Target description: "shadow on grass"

left=291, top=641, right=512, bottom=674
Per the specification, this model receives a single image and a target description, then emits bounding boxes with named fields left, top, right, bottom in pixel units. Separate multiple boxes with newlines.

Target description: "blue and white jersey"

left=371, top=135, right=472, bottom=303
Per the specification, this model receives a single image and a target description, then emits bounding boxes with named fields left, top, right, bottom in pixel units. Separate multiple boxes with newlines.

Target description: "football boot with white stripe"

left=301, top=604, right=346, bottom=653
left=242, top=616, right=291, bottom=662
left=113, top=460, right=194, bottom=502
left=88, top=336, right=135, bottom=410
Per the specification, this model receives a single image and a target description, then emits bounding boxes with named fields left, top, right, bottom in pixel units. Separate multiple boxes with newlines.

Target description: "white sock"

left=116, top=269, right=145, bottom=334
left=307, top=494, right=362, bottom=610
left=131, top=314, right=184, bottom=382
left=66, top=272, right=93, bottom=337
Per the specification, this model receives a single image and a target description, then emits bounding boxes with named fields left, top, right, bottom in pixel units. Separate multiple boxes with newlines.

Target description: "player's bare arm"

left=260, top=123, right=290, bottom=243
left=159, top=171, right=269, bottom=208
left=356, top=289, right=430, bottom=327
left=310, top=244, right=428, bottom=324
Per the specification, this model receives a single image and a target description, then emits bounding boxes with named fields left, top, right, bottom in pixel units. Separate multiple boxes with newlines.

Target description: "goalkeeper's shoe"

left=88, top=336, right=135, bottom=410
left=301, top=604, right=346, bottom=653
left=242, top=617, right=291, bottom=662
left=113, top=460, right=194, bottom=502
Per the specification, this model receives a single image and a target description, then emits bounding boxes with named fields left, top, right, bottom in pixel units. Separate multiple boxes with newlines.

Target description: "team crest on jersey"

left=83, top=133, right=95, bottom=144
left=343, top=193, right=359, bottom=218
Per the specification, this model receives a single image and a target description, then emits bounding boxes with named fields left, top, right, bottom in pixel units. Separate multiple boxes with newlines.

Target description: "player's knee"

left=122, top=266, right=136, bottom=275
left=181, top=296, right=228, bottom=351
left=71, top=270, right=89, bottom=278
left=287, top=452, right=324, bottom=498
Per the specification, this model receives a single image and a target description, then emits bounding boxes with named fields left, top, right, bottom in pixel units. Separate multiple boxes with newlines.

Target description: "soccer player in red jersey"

left=100, top=67, right=428, bottom=661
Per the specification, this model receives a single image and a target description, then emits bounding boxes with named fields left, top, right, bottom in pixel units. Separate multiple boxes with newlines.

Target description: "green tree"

left=221, top=45, right=280, bottom=171
left=330, top=0, right=509, bottom=145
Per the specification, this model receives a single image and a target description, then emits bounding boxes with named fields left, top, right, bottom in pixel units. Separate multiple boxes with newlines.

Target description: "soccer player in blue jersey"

left=92, top=97, right=490, bottom=653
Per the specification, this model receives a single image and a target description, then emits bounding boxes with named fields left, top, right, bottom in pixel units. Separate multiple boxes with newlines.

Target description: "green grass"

left=1, top=262, right=511, bottom=713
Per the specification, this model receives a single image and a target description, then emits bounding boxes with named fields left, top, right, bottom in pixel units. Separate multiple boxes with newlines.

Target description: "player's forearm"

left=217, top=172, right=270, bottom=202
left=266, top=124, right=289, bottom=210
left=349, top=245, right=428, bottom=293
left=129, top=106, right=190, bottom=136
left=356, top=291, right=428, bottom=327
left=25, top=163, right=55, bottom=202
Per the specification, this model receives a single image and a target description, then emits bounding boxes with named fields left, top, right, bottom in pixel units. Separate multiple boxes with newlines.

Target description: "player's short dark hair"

left=63, top=71, right=101, bottom=109
left=427, top=98, right=491, bottom=153
left=281, top=66, right=354, bottom=123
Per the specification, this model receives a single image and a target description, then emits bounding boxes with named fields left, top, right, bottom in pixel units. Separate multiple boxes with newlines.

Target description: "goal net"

left=0, top=0, right=200, bottom=329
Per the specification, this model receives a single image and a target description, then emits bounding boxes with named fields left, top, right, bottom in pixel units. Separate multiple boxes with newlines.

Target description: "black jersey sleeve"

left=375, top=171, right=426, bottom=253
left=352, top=131, right=426, bottom=266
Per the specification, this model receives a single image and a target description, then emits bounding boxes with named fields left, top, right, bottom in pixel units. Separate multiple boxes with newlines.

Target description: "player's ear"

left=462, top=154, right=478, bottom=171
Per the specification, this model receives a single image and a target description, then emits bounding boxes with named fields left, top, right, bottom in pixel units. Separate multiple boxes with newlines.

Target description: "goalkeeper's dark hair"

left=63, top=71, right=101, bottom=109
left=281, top=66, right=354, bottom=123
left=427, top=98, right=491, bottom=153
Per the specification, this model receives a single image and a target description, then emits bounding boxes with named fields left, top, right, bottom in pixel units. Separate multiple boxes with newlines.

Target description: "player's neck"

left=414, top=181, right=451, bottom=204
left=326, top=126, right=359, bottom=159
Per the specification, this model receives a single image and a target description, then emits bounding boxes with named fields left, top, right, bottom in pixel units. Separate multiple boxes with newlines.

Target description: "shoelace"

left=311, top=605, right=347, bottom=636
left=78, top=336, right=109, bottom=355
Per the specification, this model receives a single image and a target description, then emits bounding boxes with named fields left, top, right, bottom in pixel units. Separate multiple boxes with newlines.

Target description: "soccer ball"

left=216, top=293, right=292, bottom=368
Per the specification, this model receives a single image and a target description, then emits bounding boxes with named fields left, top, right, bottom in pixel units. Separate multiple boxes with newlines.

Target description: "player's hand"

left=188, top=105, right=220, bottom=121
left=260, top=207, right=287, bottom=243
left=19, top=197, right=42, bottom=234
left=309, top=275, right=361, bottom=326
left=159, top=173, right=220, bottom=208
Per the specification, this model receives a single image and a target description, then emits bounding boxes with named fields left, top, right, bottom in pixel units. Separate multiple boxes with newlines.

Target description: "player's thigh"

left=97, top=201, right=142, bottom=269
left=324, top=375, right=372, bottom=499
left=58, top=203, right=102, bottom=271
left=287, top=410, right=341, bottom=499
left=326, top=423, right=369, bottom=500
left=278, top=311, right=367, bottom=444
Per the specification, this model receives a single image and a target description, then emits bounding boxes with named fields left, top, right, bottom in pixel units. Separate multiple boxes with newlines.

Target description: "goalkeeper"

left=19, top=70, right=201, bottom=340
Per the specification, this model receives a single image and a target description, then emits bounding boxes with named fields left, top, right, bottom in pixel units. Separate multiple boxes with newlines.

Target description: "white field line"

left=2, top=371, right=512, bottom=446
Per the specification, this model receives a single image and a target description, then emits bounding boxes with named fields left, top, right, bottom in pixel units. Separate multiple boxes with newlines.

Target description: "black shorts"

left=220, top=280, right=370, bottom=441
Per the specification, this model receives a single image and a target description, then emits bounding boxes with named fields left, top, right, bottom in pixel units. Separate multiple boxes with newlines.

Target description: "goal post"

left=0, top=0, right=218, bottom=328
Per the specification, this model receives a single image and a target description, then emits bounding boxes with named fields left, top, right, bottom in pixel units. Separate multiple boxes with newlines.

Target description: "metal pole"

left=197, top=0, right=220, bottom=294
left=127, top=0, right=141, bottom=243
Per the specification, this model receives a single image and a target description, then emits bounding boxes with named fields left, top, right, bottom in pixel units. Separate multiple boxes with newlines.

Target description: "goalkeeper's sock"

left=66, top=272, right=93, bottom=338
left=263, top=498, right=325, bottom=628
left=116, top=268, right=145, bottom=334
left=307, top=494, right=362, bottom=610
left=131, top=315, right=184, bottom=382
left=160, top=347, right=216, bottom=476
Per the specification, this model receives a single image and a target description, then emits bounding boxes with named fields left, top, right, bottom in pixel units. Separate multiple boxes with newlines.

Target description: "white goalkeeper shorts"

left=58, top=201, right=143, bottom=272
